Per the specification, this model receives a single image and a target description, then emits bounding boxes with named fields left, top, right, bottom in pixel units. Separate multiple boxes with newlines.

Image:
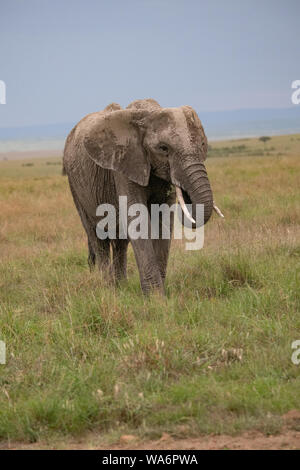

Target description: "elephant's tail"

left=62, top=161, right=67, bottom=176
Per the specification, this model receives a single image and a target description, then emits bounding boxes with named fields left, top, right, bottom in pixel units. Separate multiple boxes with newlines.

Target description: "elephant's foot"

left=142, top=283, right=165, bottom=296
left=140, top=271, right=165, bottom=296
left=113, top=270, right=127, bottom=284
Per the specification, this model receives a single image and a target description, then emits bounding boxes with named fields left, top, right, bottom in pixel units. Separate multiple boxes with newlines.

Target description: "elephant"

left=63, top=98, right=214, bottom=295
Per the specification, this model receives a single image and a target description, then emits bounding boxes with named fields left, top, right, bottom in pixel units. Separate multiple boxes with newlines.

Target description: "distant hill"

left=200, top=106, right=300, bottom=140
left=0, top=122, right=75, bottom=140
left=0, top=107, right=299, bottom=145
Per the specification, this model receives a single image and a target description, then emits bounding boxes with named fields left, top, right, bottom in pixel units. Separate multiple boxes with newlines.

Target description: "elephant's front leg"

left=115, top=174, right=164, bottom=295
left=130, top=237, right=165, bottom=295
left=150, top=192, right=175, bottom=282
left=152, top=238, right=172, bottom=283
left=111, top=239, right=129, bottom=282
left=151, top=212, right=173, bottom=282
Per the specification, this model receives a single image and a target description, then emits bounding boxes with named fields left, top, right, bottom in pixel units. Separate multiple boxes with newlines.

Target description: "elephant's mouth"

left=176, top=186, right=224, bottom=228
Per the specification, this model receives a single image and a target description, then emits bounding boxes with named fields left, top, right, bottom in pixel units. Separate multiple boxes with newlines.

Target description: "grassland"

left=0, top=134, right=299, bottom=446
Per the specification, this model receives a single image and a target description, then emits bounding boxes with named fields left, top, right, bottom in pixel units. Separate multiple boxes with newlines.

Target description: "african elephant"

left=63, top=99, right=214, bottom=294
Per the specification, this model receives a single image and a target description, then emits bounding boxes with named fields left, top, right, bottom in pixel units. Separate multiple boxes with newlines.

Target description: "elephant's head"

left=84, top=99, right=214, bottom=226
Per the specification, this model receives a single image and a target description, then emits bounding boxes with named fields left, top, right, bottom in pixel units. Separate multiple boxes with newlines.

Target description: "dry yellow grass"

left=0, top=134, right=299, bottom=444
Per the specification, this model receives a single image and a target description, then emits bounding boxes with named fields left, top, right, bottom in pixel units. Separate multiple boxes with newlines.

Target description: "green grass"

left=0, top=135, right=300, bottom=444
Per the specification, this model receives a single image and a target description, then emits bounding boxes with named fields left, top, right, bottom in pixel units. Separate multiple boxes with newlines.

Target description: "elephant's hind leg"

left=88, top=239, right=96, bottom=271
left=88, top=230, right=113, bottom=282
left=81, top=214, right=111, bottom=274
left=88, top=237, right=111, bottom=276
left=69, top=185, right=111, bottom=275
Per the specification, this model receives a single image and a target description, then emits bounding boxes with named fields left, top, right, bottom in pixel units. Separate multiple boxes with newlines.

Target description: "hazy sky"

left=0, top=0, right=299, bottom=127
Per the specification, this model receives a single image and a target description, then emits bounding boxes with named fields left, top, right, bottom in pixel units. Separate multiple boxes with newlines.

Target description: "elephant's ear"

left=83, top=109, right=150, bottom=186
left=181, top=105, right=208, bottom=159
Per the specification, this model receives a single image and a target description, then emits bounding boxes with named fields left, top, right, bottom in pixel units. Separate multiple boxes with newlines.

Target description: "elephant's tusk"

left=213, top=202, right=224, bottom=218
left=175, top=186, right=196, bottom=224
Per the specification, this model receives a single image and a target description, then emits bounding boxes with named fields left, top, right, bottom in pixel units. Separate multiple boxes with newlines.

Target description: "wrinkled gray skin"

left=63, top=99, right=213, bottom=294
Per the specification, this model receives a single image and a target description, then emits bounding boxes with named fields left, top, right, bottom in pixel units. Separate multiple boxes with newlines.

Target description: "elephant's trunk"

left=175, top=161, right=214, bottom=227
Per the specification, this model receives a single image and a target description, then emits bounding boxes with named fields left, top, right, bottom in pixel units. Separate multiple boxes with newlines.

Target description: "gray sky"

left=0, top=0, right=299, bottom=127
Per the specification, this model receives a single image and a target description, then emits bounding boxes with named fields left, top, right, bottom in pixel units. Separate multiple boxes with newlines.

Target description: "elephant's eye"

left=158, top=144, right=169, bottom=154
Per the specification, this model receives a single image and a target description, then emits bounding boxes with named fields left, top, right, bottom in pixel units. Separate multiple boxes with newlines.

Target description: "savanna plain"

left=0, top=134, right=299, bottom=449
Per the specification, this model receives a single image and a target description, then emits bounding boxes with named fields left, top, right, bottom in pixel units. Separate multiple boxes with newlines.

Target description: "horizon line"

left=0, top=105, right=299, bottom=130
